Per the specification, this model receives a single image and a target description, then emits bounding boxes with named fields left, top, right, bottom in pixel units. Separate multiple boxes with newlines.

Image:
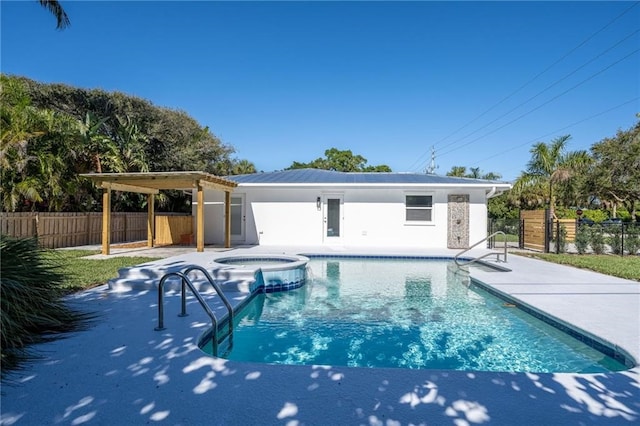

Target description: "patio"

left=1, top=246, right=638, bottom=425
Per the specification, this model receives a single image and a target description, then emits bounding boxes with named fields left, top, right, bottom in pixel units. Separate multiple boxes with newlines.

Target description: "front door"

left=447, top=194, right=469, bottom=249
left=230, top=195, right=245, bottom=243
left=323, top=195, right=343, bottom=243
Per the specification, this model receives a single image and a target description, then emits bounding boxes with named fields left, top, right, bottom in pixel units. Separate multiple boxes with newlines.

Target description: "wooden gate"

left=520, top=209, right=549, bottom=252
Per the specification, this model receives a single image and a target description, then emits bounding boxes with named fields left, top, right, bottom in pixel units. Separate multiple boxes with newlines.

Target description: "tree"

left=445, top=166, right=502, bottom=181
left=286, top=148, right=391, bottom=172
left=38, top=0, right=70, bottom=29
left=230, top=159, right=256, bottom=175
left=446, top=166, right=467, bottom=177
left=75, top=112, right=118, bottom=174
left=586, top=118, right=640, bottom=219
left=0, top=74, right=251, bottom=212
left=512, top=135, right=590, bottom=217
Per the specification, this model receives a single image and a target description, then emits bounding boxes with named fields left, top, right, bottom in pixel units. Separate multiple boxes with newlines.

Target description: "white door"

left=323, top=195, right=343, bottom=243
left=230, top=195, right=245, bottom=243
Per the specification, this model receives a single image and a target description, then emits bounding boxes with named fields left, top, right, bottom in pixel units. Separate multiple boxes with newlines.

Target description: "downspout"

left=486, top=186, right=497, bottom=199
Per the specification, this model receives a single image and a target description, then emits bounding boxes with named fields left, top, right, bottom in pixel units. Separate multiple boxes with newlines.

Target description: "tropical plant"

left=445, top=166, right=502, bottom=181
left=38, top=0, right=70, bottom=29
left=0, top=236, right=94, bottom=378
left=76, top=112, right=118, bottom=174
left=512, top=135, right=591, bottom=217
left=230, top=159, right=257, bottom=175
left=1, top=74, right=252, bottom=212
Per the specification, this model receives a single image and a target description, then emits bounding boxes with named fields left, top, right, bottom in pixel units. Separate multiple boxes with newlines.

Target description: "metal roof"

left=228, top=169, right=511, bottom=187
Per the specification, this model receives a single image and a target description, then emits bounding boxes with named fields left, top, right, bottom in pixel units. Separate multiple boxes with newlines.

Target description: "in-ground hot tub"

left=212, top=254, right=309, bottom=293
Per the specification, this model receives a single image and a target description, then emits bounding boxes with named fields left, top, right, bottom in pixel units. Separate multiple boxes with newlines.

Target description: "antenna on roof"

left=425, top=146, right=438, bottom=174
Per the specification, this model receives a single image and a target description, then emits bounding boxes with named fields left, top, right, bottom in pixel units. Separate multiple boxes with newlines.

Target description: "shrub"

left=625, top=226, right=640, bottom=255
left=583, top=209, right=608, bottom=223
left=608, top=225, right=623, bottom=255
left=575, top=225, right=591, bottom=254
left=553, top=224, right=568, bottom=253
left=0, top=236, right=94, bottom=379
left=590, top=225, right=606, bottom=254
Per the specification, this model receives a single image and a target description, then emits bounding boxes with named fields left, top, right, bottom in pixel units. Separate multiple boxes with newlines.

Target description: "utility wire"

left=435, top=47, right=640, bottom=160
left=405, top=1, right=640, bottom=172
left=432, top=28, right=640, bottom=157
left=463, top=97, right=640, bottom=173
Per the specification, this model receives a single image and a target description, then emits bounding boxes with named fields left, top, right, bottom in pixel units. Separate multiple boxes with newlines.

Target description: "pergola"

left=80, top=172, right=237, bottom=255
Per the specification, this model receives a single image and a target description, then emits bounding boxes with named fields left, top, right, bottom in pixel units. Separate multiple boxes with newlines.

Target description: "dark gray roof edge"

left=226, top=169, right=511, bottom=186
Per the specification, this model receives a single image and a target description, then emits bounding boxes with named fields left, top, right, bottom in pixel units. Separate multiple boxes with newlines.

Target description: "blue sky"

left=2, top=1, right=639, bottom=181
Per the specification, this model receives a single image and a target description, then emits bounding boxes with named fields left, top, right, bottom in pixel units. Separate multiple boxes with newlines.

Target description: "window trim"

left=404, top=193, right=434, bottom=225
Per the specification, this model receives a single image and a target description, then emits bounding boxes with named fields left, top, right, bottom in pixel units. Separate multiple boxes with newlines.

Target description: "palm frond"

left=38, top=0, right=70, bottom=30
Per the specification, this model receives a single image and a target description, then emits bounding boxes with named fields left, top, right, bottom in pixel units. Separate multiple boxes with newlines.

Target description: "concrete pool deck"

left=1, top=245, right=638, bottom=425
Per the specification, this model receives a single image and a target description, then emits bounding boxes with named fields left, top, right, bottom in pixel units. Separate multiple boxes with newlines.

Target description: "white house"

left=195, top=169, right=511, bottom=249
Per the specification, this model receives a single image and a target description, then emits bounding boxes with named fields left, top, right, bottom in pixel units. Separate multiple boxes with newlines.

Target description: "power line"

left=463, top=97, right=640, bottom=174
left=434, top=47, right=640, bottom=160
left=405, top=1, right=640, bottom=172
left=432, top=28, right=640, bottom=157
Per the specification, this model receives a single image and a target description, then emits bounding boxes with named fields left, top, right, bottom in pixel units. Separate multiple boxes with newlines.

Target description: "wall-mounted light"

left=316, top=196, right=321, bottom=210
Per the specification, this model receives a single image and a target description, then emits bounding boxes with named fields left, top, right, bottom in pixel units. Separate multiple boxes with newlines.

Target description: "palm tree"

left=38, top=0, right=70, bottom=29
left=113, top=115, right=149, bottom=173
left=513, top=135, right=591, bottom=217
left=76, top=112, right=117, bottom=174
left=231, top=159, right=256, bottom=175
left=446, top=166, right=467, bottom=177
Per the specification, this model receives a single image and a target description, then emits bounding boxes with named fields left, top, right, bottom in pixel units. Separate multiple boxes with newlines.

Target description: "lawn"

left=514, top=252, right=640, bottom=281
left=45, top=250, right=160, bottom=292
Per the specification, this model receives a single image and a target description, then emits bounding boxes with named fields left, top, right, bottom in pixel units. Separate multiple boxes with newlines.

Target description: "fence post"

left=621, top=223, right=625, bottom=257
left=488, top=219, right=493, bottom=249
left=543, top=209, right=550, bottom=253
left=34, top=213, right=40, bottom=246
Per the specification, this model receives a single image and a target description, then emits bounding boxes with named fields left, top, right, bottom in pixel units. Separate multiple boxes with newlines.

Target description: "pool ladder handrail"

left=454, top=231, right=508, bottom=267
left=155, top=266, right=234, bottom=357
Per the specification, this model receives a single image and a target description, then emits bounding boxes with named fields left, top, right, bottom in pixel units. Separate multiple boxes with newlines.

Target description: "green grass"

left=44, top=250, right=160, bottom=292
left=514, top=252, right=640, bottom=281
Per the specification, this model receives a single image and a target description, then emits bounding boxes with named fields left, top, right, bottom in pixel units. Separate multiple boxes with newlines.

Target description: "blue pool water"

left=203, top=257, right=628, bottom=373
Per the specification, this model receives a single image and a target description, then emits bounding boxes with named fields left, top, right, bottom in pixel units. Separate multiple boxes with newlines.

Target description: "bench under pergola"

left=81, top=172, right=237, bottom=255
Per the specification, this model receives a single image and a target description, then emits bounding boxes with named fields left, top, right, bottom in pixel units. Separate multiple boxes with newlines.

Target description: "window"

left=406, top=195, right=433, bottom=222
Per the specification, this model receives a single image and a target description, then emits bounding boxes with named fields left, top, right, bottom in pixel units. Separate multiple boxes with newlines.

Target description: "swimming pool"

left=201, top=256, right=629, bottom=373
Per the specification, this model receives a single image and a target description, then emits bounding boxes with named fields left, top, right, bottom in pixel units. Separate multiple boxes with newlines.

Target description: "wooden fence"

left=1, top=212, right=192, bottom=249
left=155, top=215, right=193, bottom=246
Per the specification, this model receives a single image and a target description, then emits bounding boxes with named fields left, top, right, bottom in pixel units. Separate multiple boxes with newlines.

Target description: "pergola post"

left=196, top=184, right=204, bottom=252
left=147, top=193, right=154, bottom=248
left=224, top=190, right=231, bottom=248
left=102, top=187, right=111, bottom=255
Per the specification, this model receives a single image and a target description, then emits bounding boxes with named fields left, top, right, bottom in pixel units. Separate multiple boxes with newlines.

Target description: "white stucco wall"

left=196, top=186, right=490, bottom=248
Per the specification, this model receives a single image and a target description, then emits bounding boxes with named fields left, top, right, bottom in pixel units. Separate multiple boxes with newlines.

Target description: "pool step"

left=108, top=263, right=260, bottom=293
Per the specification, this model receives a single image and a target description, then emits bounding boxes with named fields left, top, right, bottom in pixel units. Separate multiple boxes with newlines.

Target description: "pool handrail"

left=183, top=265, right=234, bottom=353
left=155, top=269, right=234, bottom=357
left=454, top=231, right=508, bottom=267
